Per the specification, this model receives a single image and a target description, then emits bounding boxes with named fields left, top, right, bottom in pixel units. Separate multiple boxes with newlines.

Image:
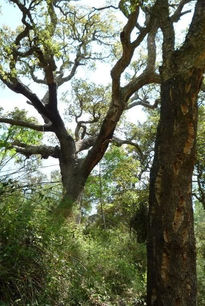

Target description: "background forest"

left=0, top=0, right=205, bottom=305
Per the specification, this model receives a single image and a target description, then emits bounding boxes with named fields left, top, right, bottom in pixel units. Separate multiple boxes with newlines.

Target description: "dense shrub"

left=0, top=190, right=51, bottom=304
left=0, top=190, right=146, bottom=305
left=1, top=189, right=204, bottom=305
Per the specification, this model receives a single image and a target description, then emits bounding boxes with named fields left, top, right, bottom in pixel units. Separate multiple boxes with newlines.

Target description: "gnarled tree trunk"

left=147, top=69, right=203, bottom=305
left=147, top=1, right=205, bottom=304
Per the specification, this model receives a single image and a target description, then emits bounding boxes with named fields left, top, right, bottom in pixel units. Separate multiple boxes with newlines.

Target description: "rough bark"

left=147, top=1, right=205, bottom=304
left=147, top=69, right=203, bottom=306
left=56, top=160, right=86, bottom=217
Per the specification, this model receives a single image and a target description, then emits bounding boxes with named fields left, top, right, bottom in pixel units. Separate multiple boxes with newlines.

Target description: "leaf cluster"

left=0, top=108, right=42, bottom=163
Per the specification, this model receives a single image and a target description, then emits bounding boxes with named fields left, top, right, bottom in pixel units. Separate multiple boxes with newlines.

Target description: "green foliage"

left=0, top=185, right=146, bottom=305
left=195, top=202, right=205, bottom=306
left=195, top=104, right=205, bottom=208
left=83, top=144, right=150, bottom=245
left=0, top=108, right=42, bottom=163
left=65, top=80, right=110, bottom=138
left=0, top=189, right=49, bottom=304
left=119, top=0, right=152, bottom=17
left=0, top=164, right=205, bottom=305
left=119, top=0, right=140, bottom=17
left=83, top=145, right=141, bottom=226
left=0, top=1, right=117, bottom=81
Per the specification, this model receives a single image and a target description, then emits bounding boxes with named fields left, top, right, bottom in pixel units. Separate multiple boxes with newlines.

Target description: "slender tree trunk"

left=147, top=69, right=203, bottom=305
left=99, top=163, right=106, bottom=229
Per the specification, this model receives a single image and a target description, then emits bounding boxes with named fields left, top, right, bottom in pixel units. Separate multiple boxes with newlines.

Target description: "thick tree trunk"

left=57, top=159, right=86, bottom=218
left=54, top=132, right=87, bottom=218
left=147, top=69, right=203, bottom=305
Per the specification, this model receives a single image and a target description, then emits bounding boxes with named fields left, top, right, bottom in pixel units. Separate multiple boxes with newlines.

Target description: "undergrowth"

left=0, top=190, right=146, bottom=305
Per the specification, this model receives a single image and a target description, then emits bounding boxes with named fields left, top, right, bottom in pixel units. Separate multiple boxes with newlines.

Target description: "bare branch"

left=157, top=0, right=175, bottom=61
left=0, top=117, right=53, bottom=132
left=122, top=70, right=160, bottom=102
left=145, top=20, right=158, bottom=73
left=81, top=2, right=161, bottom=176
left=75, top=132, right=145, bottom=160
left=92, top=5, right=118, bottom=11
left=111, top=8, right=141, bottom=83
left=0, top=77, right=49, bottom=121
left=75, top=116, right=100, bottom=140
left=29, top=65, right=47, bottom=84
left=58, top=49, right=83, bottom=85
left=112, top=136, right=144, bottom=159
left=75, top=136, right=96, bottom=153
left=171, top=0, right=192, bottom=22
left=10, top=142, right=60, bottom=159
left=127, top=96, right=160, bottom=110
left=111, top=1, right=160, bottom=89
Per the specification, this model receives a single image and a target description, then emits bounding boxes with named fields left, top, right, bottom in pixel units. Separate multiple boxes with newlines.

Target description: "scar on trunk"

left=180, top=103, right=189, bottom=115
left=163, top=229, right=169, bottom=243
left=185, top=82, right=192, bottom=94
left=182, top=229, right=189, bottom=244
left=183, top=122, right=194, bottom=154
left=179, top=195, right=186, bottom=208
left=173, top=161, right=179, bottom=176
left=173, top=154, right=184, bottom=176
left=172, top=207, right=184, bottom=232
left=154, top=167, right=162, bottom=205
left=161, top=252, right=169, bottom=282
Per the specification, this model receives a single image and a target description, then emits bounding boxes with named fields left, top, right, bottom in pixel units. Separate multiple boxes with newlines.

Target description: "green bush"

left=0, top=191, right=48, bottom=304
left=1, top=189, right=205, bottom=305
left=195, top=202, right=205, bottom=306
left=0, top=189, right=147, bottom=305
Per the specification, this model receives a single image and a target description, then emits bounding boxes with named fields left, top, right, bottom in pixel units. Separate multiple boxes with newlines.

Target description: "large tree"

left=1, top=1, right=205, bottom=305
left=0, top=0, right=160, bottom=215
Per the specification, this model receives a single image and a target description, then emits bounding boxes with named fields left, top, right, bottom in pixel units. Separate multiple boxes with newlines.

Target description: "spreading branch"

left=75, top=133, right=145, bottom=159
left=171, top=0, right=192, bottom=22
left=127, top=95, right=160, bottom=110
left=122, top=70, right=160, bottom=102
left=112, top=136, right=144, bottom=159
left=81, top=2, right=161, bottom=176
left=92, top=5, right=118, bottom=11
left=10, top=142, right=60, bottom=159
left=0, top=117, right=52, bottom=132
left=0, top=77, right=49, bottom=122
